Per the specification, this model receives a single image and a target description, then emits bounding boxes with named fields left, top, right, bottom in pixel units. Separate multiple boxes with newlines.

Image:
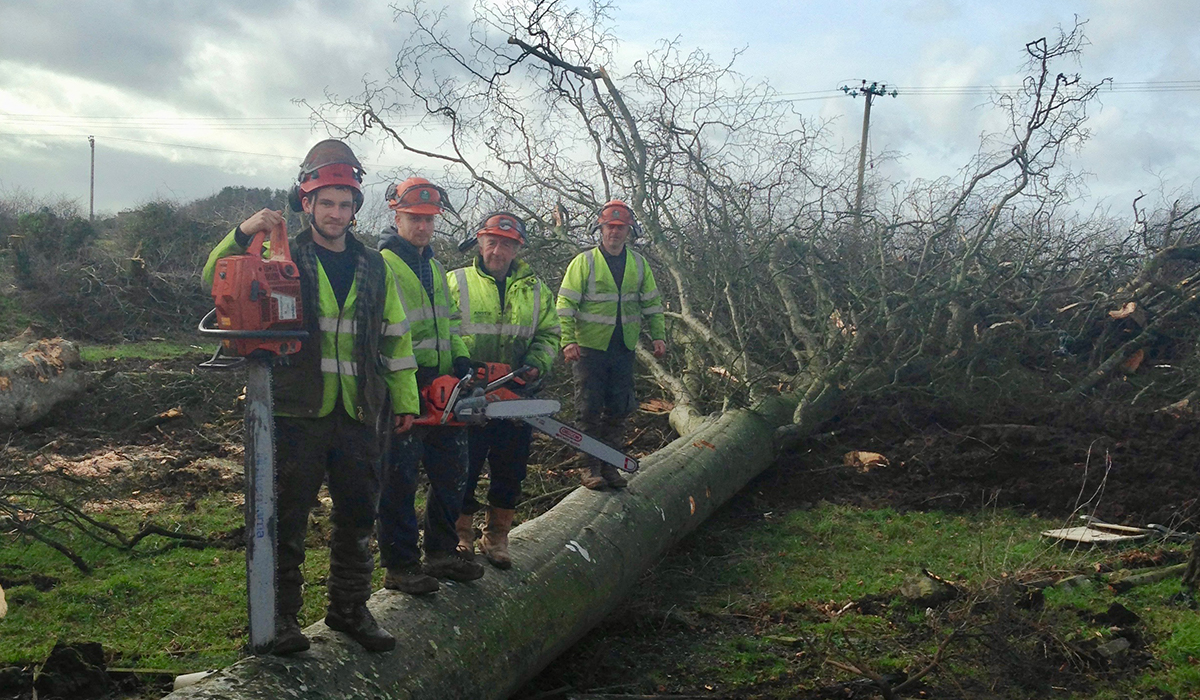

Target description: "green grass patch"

left=671, top=503, right=1196, bottom=698
left=0, top=494, right=349, bottom=673
left=707, top=504, right=1086, bottom=612
left=79, top=340, right=216, bottom=363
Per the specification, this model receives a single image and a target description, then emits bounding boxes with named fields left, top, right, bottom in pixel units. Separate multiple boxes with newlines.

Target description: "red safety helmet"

left=597, top=200, right=634, bottom=227
left=476, top=211, right=526, bottom=244
left=387, top=177, right=455, bottom=215
left=290, top=139, right=364, bottom=212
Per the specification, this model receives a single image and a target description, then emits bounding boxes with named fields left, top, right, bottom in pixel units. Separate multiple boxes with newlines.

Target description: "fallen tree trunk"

left=164, top=395, right=805, bottom=700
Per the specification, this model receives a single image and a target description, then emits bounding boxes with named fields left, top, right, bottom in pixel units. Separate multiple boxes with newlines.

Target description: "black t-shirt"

left=602, top=247, right=631, bottom=353
left=314, top=245, right=356, bottom=309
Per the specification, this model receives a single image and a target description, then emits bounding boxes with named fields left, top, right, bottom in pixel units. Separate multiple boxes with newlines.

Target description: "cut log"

left=162, top=395, right=804, bottom=700
left=0, top=330, right=84, bottom=429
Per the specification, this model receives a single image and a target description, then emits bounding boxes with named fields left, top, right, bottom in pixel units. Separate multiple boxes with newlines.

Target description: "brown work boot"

left=324, top=602, right=395, bottom=652
left=271, top=614, right=310, bottom=655
left=455, top=513, right=476, bottom=560
left=480, top=507, right=515, bottom=570
left=384, top=563, right=439, bottom=595
left=600, top=464, right=628, bottom=489
left=580, top=463, right=606, bottom=490
left=424, top=551, right=485, bottom=582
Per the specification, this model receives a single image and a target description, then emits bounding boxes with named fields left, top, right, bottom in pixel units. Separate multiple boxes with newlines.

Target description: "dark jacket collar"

left=379, top=226, right=433, bottom=262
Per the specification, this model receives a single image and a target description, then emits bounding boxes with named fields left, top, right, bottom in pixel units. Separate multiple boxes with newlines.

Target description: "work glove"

left=452, top=356, right=474, bottom=379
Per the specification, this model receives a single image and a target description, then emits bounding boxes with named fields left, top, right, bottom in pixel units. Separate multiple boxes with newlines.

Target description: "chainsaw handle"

left=245, top=221, right=293, bottom=264
left=197, top=309, right=309, bottom=339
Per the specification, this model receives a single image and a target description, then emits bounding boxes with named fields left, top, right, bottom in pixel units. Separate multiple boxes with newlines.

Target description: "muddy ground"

left=4, top=358, right=1199, bottom=698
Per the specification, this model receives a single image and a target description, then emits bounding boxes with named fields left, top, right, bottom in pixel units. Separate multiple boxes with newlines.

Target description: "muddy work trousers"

left=377, top=425, right=469, bottom=568
left=275, top=412, right=380, bottom=618
left=571, top=347, right=636, bottom=460
left=463, top=421, right=532, bottom=513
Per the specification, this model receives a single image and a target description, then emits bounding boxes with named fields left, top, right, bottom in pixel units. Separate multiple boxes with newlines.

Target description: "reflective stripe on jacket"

left=447, top=258, right=560, bottom=375
left=556, top=247, right=666, bottom=351
left=202, top=228, right=419, bottom=419
left=379, top=247, right=469, bottom=374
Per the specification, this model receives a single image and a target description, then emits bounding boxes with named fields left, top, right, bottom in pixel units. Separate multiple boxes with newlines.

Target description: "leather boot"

left=600, top=464, right=628, bottom=489
left=424, top=551, right=485, bottom=581
left=480, top=507, right=515, bottom=570
left=455, top=513, right=476, bottom=560
left=324, top=602, right=396, bottom=652
left=384, top=563, right=439, bottom=595
left=272, top=614, right=310, bottom=655
left=580, top=462, right=606, bottom=490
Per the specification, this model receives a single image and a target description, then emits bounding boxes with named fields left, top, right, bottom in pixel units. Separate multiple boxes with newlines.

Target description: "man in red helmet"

left=446, top=212, right=560, bottom=569
left=376, top=177, right=484, bottom=594
left=203, top=140, right=418, bottom=654
left=556, top=200, right=666, bottom=490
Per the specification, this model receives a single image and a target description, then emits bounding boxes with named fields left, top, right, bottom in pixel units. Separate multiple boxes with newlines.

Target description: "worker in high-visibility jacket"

left=447, top=212, right=560, bottom=569
left=557, top=200, right=667, bottom=490
left=376, top=177, right=484, bottom=595
left=202, top=140, right=416, bottom=655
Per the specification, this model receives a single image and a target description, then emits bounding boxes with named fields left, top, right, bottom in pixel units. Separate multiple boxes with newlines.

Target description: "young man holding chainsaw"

left=202, top=140, right=417, bottom=654
left=446, top=212, right=560, bottom=569
left=557, top=200, right=667, bottom=490
left=376, top=178, right=484, bottom=593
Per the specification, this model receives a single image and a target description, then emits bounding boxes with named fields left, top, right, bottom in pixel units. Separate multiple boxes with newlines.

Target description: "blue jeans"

left=464, top=421, right=532, bottom=512
left=377, top=425, right=468, bottom=568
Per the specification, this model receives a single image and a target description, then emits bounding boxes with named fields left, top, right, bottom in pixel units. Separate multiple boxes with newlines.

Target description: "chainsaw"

left=415, top=362, right=639, bottom=474
left=198, top=220, right=306, bottom=655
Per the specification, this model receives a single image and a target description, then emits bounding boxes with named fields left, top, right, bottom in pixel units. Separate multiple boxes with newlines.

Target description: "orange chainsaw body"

left=413, top=362, right=527, bottom=426
left=211, top=222, right=304, bottom=357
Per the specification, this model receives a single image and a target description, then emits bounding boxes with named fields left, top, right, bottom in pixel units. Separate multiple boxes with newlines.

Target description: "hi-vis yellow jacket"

left=203, top=228, right=419, bottom=419
left=556, top=246, right=665, bottom=351
left=447, top=258, right=560, bottom=375
left=379, top=247, right=469, bottom=375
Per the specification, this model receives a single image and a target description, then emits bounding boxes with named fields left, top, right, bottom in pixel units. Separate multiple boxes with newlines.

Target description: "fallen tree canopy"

left=163, top=396, right=799, bottom=700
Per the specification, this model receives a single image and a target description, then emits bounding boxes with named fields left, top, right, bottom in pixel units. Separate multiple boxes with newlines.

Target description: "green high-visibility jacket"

left=379, top=247, right=469, bottom=374
left=556, top=246, right=666, bottom=351
left=202, top=228, right=419, bottom=419
left=447, top=258, right=561, bottom=376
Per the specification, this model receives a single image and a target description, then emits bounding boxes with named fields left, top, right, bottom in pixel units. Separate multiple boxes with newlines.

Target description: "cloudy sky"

left=1, top=0, right=1197, bottom=218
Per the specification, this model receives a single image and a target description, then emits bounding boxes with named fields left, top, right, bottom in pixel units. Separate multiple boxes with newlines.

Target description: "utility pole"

left=840, top=81, right=897, bottom=228
left=88, top=135, right=95, bottom=223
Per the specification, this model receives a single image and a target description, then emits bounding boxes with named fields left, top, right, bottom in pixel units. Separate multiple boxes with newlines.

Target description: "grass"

left=626, top=503, right=1197, bottom=698
left=0, top=493, right=376, bottom=674
left=4, top=494, right=1196, bottom=698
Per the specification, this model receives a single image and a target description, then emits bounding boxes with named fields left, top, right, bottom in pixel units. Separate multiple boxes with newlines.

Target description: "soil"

left=4, top=358, right=1199, bottom=699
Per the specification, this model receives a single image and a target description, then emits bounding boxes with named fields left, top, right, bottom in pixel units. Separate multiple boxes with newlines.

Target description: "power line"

left=0, top=132, right=410, bottom=171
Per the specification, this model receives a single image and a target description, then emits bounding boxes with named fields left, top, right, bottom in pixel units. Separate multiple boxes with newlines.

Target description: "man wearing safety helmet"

left=447, top=212, right=560, bottom=569
left=376, top=177, right=483, bottom=593
left=202, top=140, right=418, bottom=654
left=556, top=200, right=667, bottom=490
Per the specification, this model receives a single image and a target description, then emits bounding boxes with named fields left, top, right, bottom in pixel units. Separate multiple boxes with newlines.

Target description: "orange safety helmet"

left=387, top=177, right=455, bottom=216
left=289, top=139, right=364, bottom=212
left=476, top=211, right=526, bottom=244
left=597, top=200, right=634, bottom=227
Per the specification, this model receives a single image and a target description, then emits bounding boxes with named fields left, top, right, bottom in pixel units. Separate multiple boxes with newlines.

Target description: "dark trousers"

left=464, top=421, right=532, bottom=512
left=275, top=412, right=380, bottom=616
left=377, top=425, right=468, bottom=568
left=572, top=347, right=636, bottom=453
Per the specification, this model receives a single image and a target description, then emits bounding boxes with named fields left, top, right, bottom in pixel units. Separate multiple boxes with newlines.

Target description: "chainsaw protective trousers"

left=377, top=425, right=469, bottom=568
left=275, top=413, right=381, bottom=616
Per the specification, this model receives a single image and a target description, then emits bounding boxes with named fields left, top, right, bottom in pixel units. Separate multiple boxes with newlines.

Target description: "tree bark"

left=163, top=396, right=806, bottom=700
